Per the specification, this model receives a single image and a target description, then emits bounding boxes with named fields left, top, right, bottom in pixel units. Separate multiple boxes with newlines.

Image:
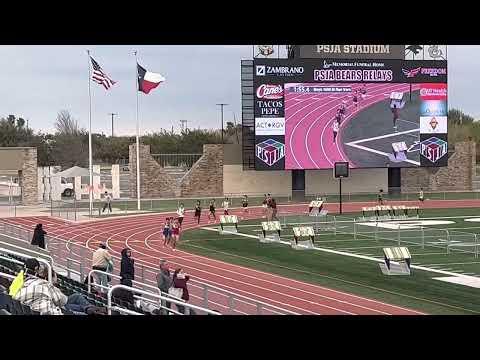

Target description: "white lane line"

left=346, top=128, right=419, bottom=145
left=423, top=261, right=480, bottom=266
left=345, top=143, right=421, bottom=166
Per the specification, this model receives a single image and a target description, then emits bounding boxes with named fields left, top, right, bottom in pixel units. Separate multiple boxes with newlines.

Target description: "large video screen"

left=253, top=58, right=448, bottom=170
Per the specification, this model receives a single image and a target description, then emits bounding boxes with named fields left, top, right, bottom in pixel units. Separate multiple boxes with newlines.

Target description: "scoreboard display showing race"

left=253, top=58, right=448, bottom=170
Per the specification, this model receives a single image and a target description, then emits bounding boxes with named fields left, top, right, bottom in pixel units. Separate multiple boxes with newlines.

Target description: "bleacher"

left=0, top=251, right=159, bottom=315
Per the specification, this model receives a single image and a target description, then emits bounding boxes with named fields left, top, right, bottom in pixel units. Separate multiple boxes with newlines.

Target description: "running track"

left=285, top=83, right=421, bottom=169
left=5, top=199, right=477, bottom=315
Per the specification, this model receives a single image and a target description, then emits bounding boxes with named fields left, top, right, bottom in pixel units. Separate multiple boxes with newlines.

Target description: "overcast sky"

left=0, top=45, right=474, bottom=135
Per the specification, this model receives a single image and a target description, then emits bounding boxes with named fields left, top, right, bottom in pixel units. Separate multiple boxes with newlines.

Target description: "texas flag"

left=137, top=63, right=165, bottom=94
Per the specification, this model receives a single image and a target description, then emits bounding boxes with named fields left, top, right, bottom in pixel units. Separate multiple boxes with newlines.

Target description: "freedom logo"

left=256, top=139, right=285, bottom=166
left=420, top=137, right=448, bottom=163
left=402, top=67, right=421, bottom=78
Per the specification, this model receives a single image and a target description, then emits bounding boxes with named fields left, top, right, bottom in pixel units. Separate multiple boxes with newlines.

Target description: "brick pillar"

left=21, top=148, right=38, bottom=205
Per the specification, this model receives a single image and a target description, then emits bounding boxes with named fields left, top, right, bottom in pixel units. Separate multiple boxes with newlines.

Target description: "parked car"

left=60, top=178, right=74, bottom=197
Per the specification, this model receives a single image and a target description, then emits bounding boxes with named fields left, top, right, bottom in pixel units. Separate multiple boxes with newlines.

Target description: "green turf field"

left=178, top=208, right=480, bottom=315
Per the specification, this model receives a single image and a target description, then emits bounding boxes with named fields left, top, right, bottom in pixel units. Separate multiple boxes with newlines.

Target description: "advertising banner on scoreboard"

left=255, top=136, right=286, bottom=170
left=252, top=59, right=448, bottom=170
left=254, top=59, right=447, bottom=84
left=420, top=134, right=448, bottom=167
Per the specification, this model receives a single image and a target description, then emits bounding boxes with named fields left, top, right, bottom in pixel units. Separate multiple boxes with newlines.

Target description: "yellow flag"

left=9, top=270, right=25, bottom=297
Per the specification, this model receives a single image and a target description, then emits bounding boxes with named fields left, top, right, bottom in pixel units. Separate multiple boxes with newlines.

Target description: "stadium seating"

left=0, top=250, right=158, bottom=315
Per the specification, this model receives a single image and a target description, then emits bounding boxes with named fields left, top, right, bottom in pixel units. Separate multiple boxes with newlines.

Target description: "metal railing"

left=0, top=219, right=297, bottom=314
left=107, top=284, right=221, bottom=315
left=306, top=188, right=480, bottom=203
left=0, top=246, right=53, bottom=283
left=151, top=153, right=202, bottom=169
left=87, top=269, right=162, bottom=297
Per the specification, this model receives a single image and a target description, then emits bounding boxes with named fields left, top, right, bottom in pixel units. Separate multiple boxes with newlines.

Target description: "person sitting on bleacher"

left=14, top=259, right=103, bottom=315
left=112, top=278, right=135, bottom=307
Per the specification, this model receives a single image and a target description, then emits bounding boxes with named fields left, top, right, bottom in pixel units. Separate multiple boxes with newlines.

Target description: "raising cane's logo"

left=256, top=84, right=284, bottom=99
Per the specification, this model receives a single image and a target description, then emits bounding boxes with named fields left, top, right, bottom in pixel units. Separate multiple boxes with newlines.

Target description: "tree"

left=448, top=109, right=474, bottom=125
left=0, top=115, right=34, bottom=147
left=54, top=110, right=83, bottom=135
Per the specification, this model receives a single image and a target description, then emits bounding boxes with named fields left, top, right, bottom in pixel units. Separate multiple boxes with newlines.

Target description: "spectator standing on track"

left=92, top=243, right=113, bottom=292
left=156, top=259, right=173, bottom=312
left=194, top=200, right=202, bottom=225
left=102, top=191, right=112, bottom=214
left=31, top=223, right=47, bottom=250
left=120, top=248, right=135, bottom=282
left=171, top=268, right=190, bottom=314
left=208, top=199, right=216, bottom=223
left=332, top=120, right=339, bottom=143
left=176, top=203, right=185, bottom=227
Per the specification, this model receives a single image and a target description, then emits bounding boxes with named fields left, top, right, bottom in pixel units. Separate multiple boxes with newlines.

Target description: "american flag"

left=90, top=56, right=116, bottom=90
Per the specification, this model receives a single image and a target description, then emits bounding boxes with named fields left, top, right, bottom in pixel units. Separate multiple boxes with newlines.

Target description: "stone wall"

left=129, top=144, right=178, bottom=198
left=129, top=144, right=223, bottom=198
left=21, top=148, right=38, bottom=205
left=180, top=144, right=223, bottom=197
left=401, top=141, right=476, bottom=191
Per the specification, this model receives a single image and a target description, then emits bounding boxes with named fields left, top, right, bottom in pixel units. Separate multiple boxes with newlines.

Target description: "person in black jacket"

left=120, top=248, right=135, bottom=281
left=31, top=224, right=47, bottom=249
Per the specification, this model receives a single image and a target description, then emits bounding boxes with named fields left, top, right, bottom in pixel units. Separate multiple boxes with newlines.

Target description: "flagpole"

left=135, top=50, right=141, bottom=211
left=87, top=49, right=93, bottom=217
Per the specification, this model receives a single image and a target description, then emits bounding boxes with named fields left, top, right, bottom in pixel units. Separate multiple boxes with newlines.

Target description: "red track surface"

left=4, top=198, right=478, bottom=315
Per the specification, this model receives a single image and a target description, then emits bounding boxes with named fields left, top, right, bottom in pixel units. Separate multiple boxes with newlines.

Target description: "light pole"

left=109, top=113, right=117, bottom=137
left=216, top=103, right=228, bottom=143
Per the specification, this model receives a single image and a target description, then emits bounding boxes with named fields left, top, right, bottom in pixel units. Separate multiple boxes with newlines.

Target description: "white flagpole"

left=87, top=49, right=93, bottom=217
left=134, top=50, right=141, bottom=211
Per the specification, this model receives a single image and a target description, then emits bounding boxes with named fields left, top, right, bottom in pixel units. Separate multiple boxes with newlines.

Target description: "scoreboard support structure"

left=334, top=162, right=349, bottom=215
